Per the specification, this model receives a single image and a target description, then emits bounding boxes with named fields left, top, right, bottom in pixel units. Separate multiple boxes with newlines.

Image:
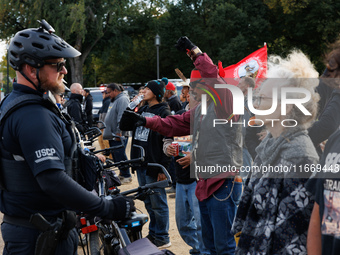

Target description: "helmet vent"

left=52, top=45, right=62, bottom=51
left=32, top=43, right=44, bottom=49
left=14, top=41, right=23, bottom=48
left=55, top=41, right=67, bottom=48
left=10, top=51, right=18, bottom=58
left=24, top=56, right=35, bottom=66
left=39, top=35, right=50, bottom=41
left=19, top=32, right=29, bottom=38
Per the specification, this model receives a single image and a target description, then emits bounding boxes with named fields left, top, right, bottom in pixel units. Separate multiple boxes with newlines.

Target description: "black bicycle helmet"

left=8, top=19, right=81, bottom=71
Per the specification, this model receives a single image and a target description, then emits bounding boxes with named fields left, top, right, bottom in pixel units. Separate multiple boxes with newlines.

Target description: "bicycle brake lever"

left=133, top=189, right=155, bottom=201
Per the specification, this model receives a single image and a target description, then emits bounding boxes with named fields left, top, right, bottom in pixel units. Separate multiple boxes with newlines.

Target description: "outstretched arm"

left=145, top=110, right=191, bottom=137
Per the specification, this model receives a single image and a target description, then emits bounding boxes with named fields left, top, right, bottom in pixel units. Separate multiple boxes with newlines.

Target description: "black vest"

left=192, top=102, right=243, bottom=179
left=0, top=93, right=77, bottom=192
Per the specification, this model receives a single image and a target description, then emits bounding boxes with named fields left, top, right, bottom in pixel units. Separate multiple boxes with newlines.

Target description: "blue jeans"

left=199, top=179, right=243, bottom=255
left=109, top=139, right=131, bottom=178
left=176, top=182, right=210, bottom=255
left=136, top=167, right=170, bottom=243
left=1, top=223, right=78, bottom=255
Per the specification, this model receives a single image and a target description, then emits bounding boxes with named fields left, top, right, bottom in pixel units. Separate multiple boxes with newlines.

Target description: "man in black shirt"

left=1, top=20, right=133, bottom=255
left=67, top=82, right=86, bottom=134
left=84, top=88, right=93, bottom=127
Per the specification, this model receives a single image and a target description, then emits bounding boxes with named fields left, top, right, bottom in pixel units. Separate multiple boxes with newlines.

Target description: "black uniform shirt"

left=0, top=83, right=73, bottom=217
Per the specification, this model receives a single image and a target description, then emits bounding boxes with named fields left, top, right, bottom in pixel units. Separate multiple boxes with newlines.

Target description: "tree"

left=84, top=0, right=173, bottom=84
left=0, top=0, right=131, bottom=84
left=156, top=0, right=271, bottom=79
left=0, top=55, right=15, bottom=94
left=263, top=0, right=340, bottom=72
left=91, top=0, right=272, bottom=84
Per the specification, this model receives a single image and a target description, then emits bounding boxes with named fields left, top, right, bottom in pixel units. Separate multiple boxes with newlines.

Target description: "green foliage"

left=0, top=54, right=15, bottom=94
left=1, top=0, right=339, bottom=84
left=154, top=0, right=271, bottom=80
left=264, top=0, right=340, bottom=72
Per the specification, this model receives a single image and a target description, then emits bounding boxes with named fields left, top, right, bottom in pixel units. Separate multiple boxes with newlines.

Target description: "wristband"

left=187, top=46, right=202, bottom=61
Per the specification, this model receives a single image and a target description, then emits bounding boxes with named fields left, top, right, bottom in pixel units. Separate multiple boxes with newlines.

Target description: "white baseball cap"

left=177, top=80, right=190, bottom=88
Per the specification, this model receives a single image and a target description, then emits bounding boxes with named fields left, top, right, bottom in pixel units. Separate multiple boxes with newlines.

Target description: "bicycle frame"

left=78, top=161, right=172, bottom=255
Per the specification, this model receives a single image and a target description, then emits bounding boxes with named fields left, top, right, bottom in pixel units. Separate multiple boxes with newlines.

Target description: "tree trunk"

left=68, top=33, right=103, bottom=85
left=69, top=57, right=84, bottom=85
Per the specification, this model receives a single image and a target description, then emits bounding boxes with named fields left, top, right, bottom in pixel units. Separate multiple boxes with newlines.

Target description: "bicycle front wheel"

left=89, top=230, right=105, bottom=255
left=89, top=223, right=118, bottom=255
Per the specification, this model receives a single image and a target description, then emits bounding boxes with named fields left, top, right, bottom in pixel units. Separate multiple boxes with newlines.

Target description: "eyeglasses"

left=44, top=60, right=66, bottom=72
left=252, top=95, right=273, bottom=105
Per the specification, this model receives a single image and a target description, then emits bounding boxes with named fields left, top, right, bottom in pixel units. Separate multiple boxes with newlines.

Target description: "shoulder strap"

left=0, top=92, right=66, bottom=126
left=0, top=94, right=43, bottom=125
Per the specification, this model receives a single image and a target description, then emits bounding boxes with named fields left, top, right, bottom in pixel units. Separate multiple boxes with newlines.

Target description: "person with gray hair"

left=231, top=50, right=320, bottom=254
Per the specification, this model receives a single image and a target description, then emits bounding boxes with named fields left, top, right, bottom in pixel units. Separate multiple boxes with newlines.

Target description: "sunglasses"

left=44, top=60, right=66, bottom=72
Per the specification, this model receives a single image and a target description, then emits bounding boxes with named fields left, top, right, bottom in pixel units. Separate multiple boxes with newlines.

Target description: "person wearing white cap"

left=177, top=81, right=190, bottom=109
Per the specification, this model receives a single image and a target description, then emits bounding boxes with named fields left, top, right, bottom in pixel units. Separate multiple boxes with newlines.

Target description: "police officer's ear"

left=22, top=64, right=37, bottom=79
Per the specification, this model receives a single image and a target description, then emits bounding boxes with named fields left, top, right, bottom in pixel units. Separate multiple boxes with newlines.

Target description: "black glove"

left=119, top=110, right=146, bottom=131
left=108, top=196, right=136, bottom=221
left=175, top=36, right=196, bottom=52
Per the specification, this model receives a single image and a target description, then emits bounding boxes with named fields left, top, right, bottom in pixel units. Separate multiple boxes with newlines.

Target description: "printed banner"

left=218, top=44, right=267, bottom=87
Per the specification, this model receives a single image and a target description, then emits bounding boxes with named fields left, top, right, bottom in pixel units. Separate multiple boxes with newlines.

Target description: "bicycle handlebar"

left=93, top=145, right=125, bottom=155
left=103, top=157, right=145, bottom=169
left=84, top=127, right=102, bottom=141
left=119, top=163, right=172, bottom=197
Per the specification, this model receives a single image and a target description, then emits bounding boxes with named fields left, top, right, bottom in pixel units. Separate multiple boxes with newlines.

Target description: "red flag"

left=219, top=44, right=267, bottom=87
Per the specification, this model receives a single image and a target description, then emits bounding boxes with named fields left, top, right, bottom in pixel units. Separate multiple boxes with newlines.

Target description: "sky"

left=0, top=40, right=7, bottom=60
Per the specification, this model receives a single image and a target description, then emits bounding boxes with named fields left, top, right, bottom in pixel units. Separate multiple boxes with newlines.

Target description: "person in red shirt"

left=121, top=36, right=243, bottom=255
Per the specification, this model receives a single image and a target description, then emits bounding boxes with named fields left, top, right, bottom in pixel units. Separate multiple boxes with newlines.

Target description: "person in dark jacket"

left=84, top=88, right=93, bottom=127
left=67, top=83, right=86, bottom=134
left=164, top=81, right=182, bottom=113
left=307, top=40, right=340, bottom=255
left=1, top=20, right=133, bottom=255
left=308, top=83, right=340, bottom=156
left=120, top=78, right=172, bottom=248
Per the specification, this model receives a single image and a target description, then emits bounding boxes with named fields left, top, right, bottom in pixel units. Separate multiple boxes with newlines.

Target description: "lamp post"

left=155, top=34, right=161, bottom=80
left=6, top=44, right=9, bottom=95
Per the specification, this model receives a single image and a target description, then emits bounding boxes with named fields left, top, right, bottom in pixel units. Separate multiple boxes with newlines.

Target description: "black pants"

left=1, top=222, right=78, bottom=255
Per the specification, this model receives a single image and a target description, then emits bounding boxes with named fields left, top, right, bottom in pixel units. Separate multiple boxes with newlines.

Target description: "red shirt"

left=145, top=53, right=239, bottom=201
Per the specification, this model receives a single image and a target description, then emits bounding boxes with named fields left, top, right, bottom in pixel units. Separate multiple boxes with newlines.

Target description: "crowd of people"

left=1, top=19, right=340, bottom=255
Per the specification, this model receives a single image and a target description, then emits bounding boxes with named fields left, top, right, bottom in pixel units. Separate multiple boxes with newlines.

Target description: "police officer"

left=0, top=20, right=134, bottom=255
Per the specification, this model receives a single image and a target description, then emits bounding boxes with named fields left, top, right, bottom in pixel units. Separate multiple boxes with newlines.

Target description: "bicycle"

left=90, top=162, right=173, bottom=255
left=75, top=125, right=174, bottom=254
left=78, top=142, right=174, bottom=254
